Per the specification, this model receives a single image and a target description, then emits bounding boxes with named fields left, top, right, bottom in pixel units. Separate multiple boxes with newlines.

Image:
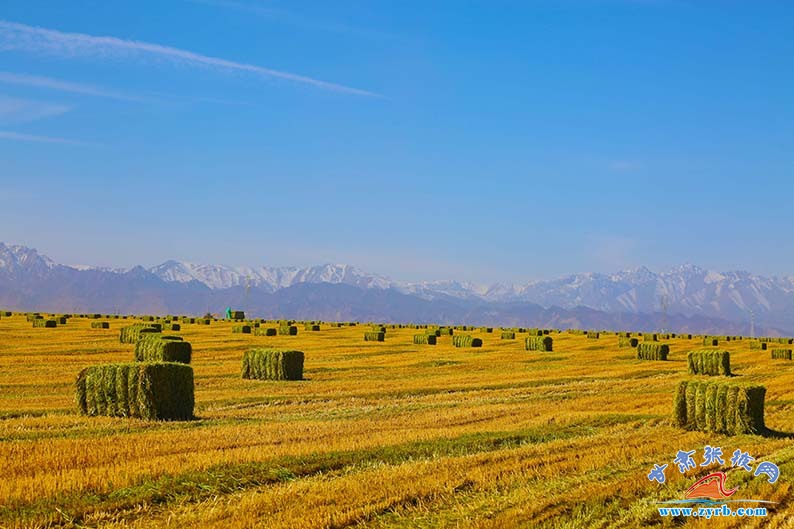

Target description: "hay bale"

left=120, top=324, right=162, bottom=344
left=771, top=348, right=793, bottom=360
left=230, top=311, right=245, bottom=320
left=232, top=325, right=252, bottom=334
left=749, top=341, right=767, bottom=350
left=304, top=324, right=320, bottom=331
left=279, top=324, right=298, bottom=336
left=32, top=319, right=57, bottom=328
left=673, top=379, right=765, bottom=435
left=414, top=334, right=437, bottom=345
left=255, top=327, right=277, bottom=336
left=91, top=321, right=110, bottom=329
left=618, top=336, right=639, bottom=348
left=452, top=335, right=482, bottom=348
left=241, top=349, right=304, bottom=380
left=135, top=335, right=191, bottom=364
left=426, top=329, right=442, bottom=337
left=703, top=337, right=719, bottom=346
left=687, top=349, right=731, bottom=376
left=364, top=331, right=385, bottom=342
left=643, top=333, right=658, bottom=342
left=501, top=331, right=516, bottom=340
left=525, top=336, right=553, bottom=352
left=76, top=362, right=194, bottom=420
left=163, top=323, right=181, bottom=331
left=587, top=331, right=600, bottom=339
left=636, top=343, right=669, bottom=361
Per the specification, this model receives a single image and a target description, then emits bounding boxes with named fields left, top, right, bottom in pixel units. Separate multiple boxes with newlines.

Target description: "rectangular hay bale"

left=76, top=362, right=194, bottom=420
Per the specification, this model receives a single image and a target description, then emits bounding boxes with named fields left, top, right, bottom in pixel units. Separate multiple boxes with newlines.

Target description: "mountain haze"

left=1, top=242, right=792, bottom=335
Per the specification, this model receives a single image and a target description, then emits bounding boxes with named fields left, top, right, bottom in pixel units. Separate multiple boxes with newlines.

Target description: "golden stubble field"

left=0, top=315, right=792, bottom=528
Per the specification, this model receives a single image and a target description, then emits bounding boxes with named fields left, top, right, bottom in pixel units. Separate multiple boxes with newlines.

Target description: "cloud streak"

left=0, top=130, right=86, bottom=145
left=0, top=20, right=378, bottom=97
left=0, top=95, right=71, bottom=124
left=0, top=71, right=142, bottom=101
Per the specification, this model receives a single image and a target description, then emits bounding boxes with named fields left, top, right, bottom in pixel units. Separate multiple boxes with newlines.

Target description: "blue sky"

left=1, top=1, right=792, bottom=283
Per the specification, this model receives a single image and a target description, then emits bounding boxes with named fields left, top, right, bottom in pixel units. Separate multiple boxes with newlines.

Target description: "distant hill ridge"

left=1, top=242, right=792, bottom=335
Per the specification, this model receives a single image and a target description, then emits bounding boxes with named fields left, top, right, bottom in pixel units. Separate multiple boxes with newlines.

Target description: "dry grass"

left=0, top=317, right=792, bottom=528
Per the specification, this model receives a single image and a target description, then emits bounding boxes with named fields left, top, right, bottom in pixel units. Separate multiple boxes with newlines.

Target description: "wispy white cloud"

left=0, top=130, right=86, bottom=145
left=0, top=95, right=71, bottom=124
left=0, top=20, right=378, bottom=97
left=0, top=71, right=141, bottom=101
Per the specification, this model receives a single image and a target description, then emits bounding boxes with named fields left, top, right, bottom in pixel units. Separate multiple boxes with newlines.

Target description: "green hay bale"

left=279, top=325, right=298, bottom=336
left=232, top=325, right=252, bottom=334
left=704, top=383, right=718, bottom=432
left=501, top=331, right=516, bottom=340
left=304, top=324, right=320, bottom=331
left=364, top=331, right=385, bottom=342
left=426, top=329, right=442, bottom=337
left=241, top=349, right=304, bottom=381
left=119, top=324, right=162, bottom=344
left=134, top=335, right=191, bottom=364
left=33, top=319, right=57, bottom=328
left=586, top=331, right=600, bottom=339
left=687, top=350, right=731, bottom=376
left=371, top=325, right=387, bottom=333
left=643, top=333, right=658, bottom=342
left=255, top=327, right=277, bottom=336
left=163, top=323, right=181, bottom=331
left=618, top=336, right=639, bottom=348
left=439, top=327, right=454, bottom=336
left=673, top=379, right=765, bottom=435
left=771, top=348, right=793, bottom=360
left=673, top=380, right=688, bottom=427
left=715, top=384, right=729, bottom=433
left=703, top=337, right=719, bottom=346
left=91, top=321, right=110, bottom=329
left=414, top=334, right=437, bottom=345
left=525, top=336, right=553, bottom=352
left=452, top=335, right=482, bottom=348
left=636, top=343, right=669, bottom=361
left=485, top=328, right=494, bottom=333
left=76, top=362, right=194, bottom=420
left=694, top=382, right=708, bottom=431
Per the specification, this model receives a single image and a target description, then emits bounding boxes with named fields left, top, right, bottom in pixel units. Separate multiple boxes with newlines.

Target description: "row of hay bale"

left=76, top=324, right=196, bottom=420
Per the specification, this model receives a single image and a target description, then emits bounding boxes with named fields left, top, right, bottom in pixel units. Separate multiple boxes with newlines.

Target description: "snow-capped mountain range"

left=3, top=241, right=794, bottom=333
